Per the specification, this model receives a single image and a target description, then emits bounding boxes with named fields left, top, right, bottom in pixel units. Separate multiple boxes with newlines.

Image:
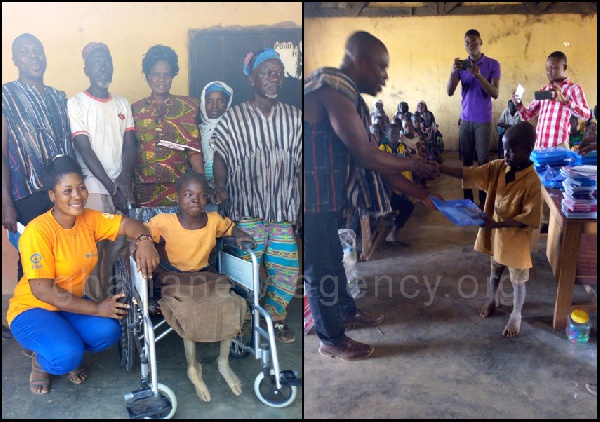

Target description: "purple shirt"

left=459, top=54, right=501, bottom=123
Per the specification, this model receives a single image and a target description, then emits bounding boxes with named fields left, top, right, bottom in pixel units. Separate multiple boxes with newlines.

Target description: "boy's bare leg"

left=217, top=338, right=243, bottom=396
left=183, top=338, right=211, bottom=402
left=503, top=282, right=525, bottom=337
left=479, top=265, right=504, bottom=318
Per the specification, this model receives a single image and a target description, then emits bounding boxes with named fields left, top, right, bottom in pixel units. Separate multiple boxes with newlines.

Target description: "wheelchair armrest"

left=221, top=236, right=255, bottom=251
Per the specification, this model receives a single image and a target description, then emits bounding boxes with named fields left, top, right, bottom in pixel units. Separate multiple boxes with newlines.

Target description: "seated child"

left=370, top=123, right=384, bottom=147
left=439, top=121, right=542, bottom=337
left=401, top=116, right=430, bottom=187
left=400, top=115, right=425, bottom=158
left=568, top=114, right=584, bottom=149
left=144, top=170, right=256, bottom=402
left=379, top=123, right=415, bottom=246
left=394, top=101, right=409, bottom=121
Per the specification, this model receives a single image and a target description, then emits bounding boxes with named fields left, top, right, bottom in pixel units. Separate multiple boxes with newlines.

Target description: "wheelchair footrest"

left=126, top=389, right=172, bottom=419
left=279, top=370, right=303, bottom=387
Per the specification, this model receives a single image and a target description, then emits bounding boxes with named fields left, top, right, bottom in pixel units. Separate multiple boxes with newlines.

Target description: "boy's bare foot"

left=502, top=316, right=521, bottom=337
left=479, top=301, right=497, bottom=318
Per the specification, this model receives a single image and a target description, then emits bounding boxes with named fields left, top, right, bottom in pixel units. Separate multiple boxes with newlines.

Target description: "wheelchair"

left=112, top=206, right=301, bottom=419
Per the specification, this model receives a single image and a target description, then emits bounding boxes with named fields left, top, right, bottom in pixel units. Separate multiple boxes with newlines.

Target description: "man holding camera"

left=447, top=29, right=500, bottom=210
left=512, top=51, right=590, bottom=150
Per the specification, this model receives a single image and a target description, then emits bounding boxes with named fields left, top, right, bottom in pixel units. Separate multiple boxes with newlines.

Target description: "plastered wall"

left=2, top=2, right=302, bottom=102
left=305, top=13, right=597, bottom=150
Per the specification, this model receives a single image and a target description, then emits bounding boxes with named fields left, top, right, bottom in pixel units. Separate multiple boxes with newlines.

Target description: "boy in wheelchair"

left=143, top=170, right=256, bottom=402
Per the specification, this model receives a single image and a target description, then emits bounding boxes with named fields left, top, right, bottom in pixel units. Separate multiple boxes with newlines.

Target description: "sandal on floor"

left=30, top=353, right=50, bottom=395
left=67, top=366, right=88, bottom=385
left=273, top=322, right=295, bottom=344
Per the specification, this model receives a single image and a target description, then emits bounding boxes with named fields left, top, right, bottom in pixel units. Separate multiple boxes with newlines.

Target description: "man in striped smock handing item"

left=211, top=48, right=302, bottom=344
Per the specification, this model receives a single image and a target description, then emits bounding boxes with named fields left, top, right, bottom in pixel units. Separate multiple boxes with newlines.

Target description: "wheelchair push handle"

left=221, top=236, right=255, bottom=251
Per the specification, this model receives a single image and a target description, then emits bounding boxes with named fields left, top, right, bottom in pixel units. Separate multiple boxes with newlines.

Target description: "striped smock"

left=2, top=81, right=74, bottom=202
left=211, top=101, right=302, bottom=223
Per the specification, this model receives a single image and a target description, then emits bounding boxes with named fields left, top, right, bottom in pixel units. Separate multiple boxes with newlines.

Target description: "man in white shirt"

left=68, top=42, right=137, bottom=301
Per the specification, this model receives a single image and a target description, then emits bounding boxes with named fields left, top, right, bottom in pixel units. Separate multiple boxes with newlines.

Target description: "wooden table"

left=541, top=186, right=597, bottom=330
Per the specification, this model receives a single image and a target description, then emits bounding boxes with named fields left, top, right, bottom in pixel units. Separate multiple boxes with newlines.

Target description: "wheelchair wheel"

left=254, top=370, right=297, bottom=408
left=113, top=256, right=136, bottom=372
left=145, top=383, right=177, bottom=420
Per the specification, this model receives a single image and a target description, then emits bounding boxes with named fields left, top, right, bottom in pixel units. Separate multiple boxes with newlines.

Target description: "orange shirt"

left=7, top=209, right=122, bottom=326
left=145, top=212, right=234, bottom=272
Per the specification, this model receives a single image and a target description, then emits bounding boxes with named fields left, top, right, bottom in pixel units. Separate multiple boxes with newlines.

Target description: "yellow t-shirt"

left=144, top=212, right=235, bottom=272
left=7, top=208, right=122, bottom=326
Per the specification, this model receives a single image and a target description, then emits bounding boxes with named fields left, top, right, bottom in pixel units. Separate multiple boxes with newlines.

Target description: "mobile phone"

left=534, top=90, right=555, bottom=100
left=462, top=59, right=472, bottom=69
left=515, top=84, right=525, bottom=99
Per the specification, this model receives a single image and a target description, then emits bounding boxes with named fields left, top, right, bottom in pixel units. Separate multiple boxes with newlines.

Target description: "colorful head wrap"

left=243, top=48, right=283, bottom=76
left=82, top=42, right=110, bottom=62
left=205, top=82, right=231, bottom=98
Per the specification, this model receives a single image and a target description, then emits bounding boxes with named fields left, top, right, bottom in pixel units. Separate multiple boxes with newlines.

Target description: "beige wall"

left=2, top=2, right=302, bottom=102
left=1, top=1, right=301, bottom=294
left=305, top=14, right=597, bottom=150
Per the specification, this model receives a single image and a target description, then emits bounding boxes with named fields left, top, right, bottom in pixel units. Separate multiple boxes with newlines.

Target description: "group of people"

left=304, top=29, right=593, bottom=361
left=2, top=33, right=301, bottom=395
left=370, top=98, right=445, bottom=163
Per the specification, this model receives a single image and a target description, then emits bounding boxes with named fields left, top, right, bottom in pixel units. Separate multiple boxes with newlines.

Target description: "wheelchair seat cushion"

left=158, top=273, right=246, bottom=342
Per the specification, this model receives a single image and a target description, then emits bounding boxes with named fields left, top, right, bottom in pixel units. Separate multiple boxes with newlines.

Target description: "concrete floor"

left=2, top=290, right=302, bottom=419
left=304, top=152, right=597, bottom=419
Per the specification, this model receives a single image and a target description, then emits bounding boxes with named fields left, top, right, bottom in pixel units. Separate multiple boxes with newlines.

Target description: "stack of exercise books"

left=532, top=147, right=581, bottom=189
left=532, top=147, right=580, bottom=172
left=560, top=165, right=597, bottom=219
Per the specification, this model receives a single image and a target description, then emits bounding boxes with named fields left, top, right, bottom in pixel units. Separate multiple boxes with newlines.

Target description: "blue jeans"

left=304, top=211, right=356, bottom=346
left=10, top=303, right=121, bottom=375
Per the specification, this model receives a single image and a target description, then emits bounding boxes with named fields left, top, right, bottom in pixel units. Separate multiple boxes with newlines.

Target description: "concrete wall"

left=1, top=2, right=302, bottom=296
left=305, top=13, right=597, bottom=150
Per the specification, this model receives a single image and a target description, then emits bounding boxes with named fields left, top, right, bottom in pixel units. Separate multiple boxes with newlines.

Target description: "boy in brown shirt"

left=439, top=121, right=542, bottom=337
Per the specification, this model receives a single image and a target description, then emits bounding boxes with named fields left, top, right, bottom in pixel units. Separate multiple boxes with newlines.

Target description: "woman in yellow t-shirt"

left=7, top=156, right=159, bottom=395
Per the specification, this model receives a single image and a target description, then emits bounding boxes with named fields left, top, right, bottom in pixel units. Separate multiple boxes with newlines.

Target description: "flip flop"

left=67, top=366, right=88, bottom=385
left=273, top=322, right=295, bottom=344
left=30, top=353, right=50, bottom=394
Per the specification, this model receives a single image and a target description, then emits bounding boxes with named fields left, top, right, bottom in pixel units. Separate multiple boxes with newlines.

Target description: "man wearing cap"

left=212, top=48, right=302, bottom=344
left=2, top=33, right=76, bottom=340
left=67, top=42, right=137, bottom=302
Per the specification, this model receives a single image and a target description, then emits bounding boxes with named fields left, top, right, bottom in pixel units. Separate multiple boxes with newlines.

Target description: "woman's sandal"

left=30, top=353, right=50, bottom=395
left=273, top=322, right=295, bottom=344
left=67, top=366, right=88, bottom=385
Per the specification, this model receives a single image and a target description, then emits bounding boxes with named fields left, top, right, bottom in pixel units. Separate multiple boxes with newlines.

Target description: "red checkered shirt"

left=517, top=78, right=590, bottom=149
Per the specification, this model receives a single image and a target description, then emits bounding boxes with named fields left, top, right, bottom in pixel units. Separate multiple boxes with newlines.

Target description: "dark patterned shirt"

left=2, top=81, right=74, bottom=201
left=304, top=67, right=391, bottom=216
left=212, top=101, right=302, bottom=222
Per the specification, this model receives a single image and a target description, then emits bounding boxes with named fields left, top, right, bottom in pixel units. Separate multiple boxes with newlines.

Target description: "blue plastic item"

left=430, top=196, right=486, bottom=226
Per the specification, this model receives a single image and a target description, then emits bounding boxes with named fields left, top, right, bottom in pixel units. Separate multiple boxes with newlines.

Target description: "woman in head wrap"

left=196, top=81, right=233, bottom=189
left=132, top=44, right=205, bottom=207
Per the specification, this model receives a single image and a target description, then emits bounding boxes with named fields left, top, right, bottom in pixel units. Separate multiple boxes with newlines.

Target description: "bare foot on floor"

left=479, top=300, right=497, bottom=318
left=218, top=360, right=243, bottom=396
left=188, top=362, right=211, bottom=402
left=502, top=316, right=521, bottom=337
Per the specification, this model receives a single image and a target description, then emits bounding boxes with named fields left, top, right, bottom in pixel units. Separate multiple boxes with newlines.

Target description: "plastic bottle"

left=566, top=309, right=591, bottom=343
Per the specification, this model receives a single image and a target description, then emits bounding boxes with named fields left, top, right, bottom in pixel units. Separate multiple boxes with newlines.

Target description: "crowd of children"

left=368, top=99, right=446, bottom=244
left=371, top=99, right=444, bottom=163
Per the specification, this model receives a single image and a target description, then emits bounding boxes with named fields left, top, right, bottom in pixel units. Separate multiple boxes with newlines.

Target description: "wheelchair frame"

left=113, top=206, right=301, bottom=418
